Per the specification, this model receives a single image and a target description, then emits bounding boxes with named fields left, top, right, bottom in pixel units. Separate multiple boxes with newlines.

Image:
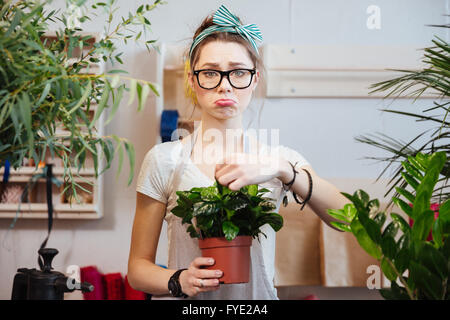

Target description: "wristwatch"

left=168, top=268, right=188, bottom=298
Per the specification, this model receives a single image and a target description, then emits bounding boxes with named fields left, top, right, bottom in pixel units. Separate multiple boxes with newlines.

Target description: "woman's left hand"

left=214, top=152, right=288, bottom=191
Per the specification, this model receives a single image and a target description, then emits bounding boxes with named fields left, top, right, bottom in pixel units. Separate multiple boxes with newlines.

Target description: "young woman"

left=128, top=5, right=350, bottom=300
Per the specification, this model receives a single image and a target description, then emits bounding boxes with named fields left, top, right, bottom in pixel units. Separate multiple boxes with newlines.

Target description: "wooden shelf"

left=0, top=167, right=96, bottom=177
left=0, top=32, right=104, bottom=220
left=0, top=211, right=102, bottom=220
left=0, top=203, right=96, bottom=212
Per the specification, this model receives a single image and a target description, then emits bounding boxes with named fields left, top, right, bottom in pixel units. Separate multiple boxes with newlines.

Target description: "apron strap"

left=167, top=124, right=201, bottom=203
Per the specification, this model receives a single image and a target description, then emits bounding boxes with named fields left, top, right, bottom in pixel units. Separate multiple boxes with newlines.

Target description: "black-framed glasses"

left=193, top=68, right=256, bottom=90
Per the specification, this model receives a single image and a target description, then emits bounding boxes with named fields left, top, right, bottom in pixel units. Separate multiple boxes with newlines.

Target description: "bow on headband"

left=188, top=5, right=263, bottom=58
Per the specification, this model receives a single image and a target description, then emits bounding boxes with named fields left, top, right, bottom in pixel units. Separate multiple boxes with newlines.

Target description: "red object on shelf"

left=80, top=266, right=105, bottom=300
left=104, top=273, right=125, bottom=300
left=124, top=276, right=146, bottom=300
left=302, top=294, right=318, bottom=300
left=408, top=202, right=440, bottom=241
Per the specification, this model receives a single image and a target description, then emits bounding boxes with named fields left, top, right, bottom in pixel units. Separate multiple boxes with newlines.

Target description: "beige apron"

left=155, top=124, right=283, bottom=300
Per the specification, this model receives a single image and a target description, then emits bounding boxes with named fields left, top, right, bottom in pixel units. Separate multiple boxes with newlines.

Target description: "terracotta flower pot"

left=198, top=235, right=252, bottom=284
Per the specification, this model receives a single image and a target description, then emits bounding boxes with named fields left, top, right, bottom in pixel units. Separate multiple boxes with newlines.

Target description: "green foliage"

left=172, top=179, right=283, bottom=242
left=329, top=152, right=450, bottom=300
left=0, top=0, right=165, bottom=196
left=355, top=25, right=450, bottom=207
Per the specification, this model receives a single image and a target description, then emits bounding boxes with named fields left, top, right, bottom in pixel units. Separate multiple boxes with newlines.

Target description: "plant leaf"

left=358, top=210, right=382, bottom=244
left=381, top=257, right=397, bottom=282
left=392, top=197, right=413, bottom=218
left=330, top=221, right=351, bottom=232
left=68, top=81, right=92, bottom=114
left=394, top=186, right=416, bottom=205
left=418, top=242, right=448, bottom=280
left=391, top=213, right=411, bottom=234
left=222, top=221, right=239, bottom=241
left=411, top=209, right=435, bottom=241
left=409, top=261, right=443, bottom=300
left=382, top=221, right=399, bottom=239
left=326, top=208, right=350, bottom=223
left=394, top=247, right=410, bottom=274
left=350, top=218, right=382, bottom=259
left=105, top=84, right=124, bottom=126
left=401, top=172, right=419, bottom=191
left=90, top=82, right=110, bottom=128
left=127, top=79, right=137, bottom=106
left=123, top=140, right=135, bottom=186
left=381, top=235, right=397, bottom=260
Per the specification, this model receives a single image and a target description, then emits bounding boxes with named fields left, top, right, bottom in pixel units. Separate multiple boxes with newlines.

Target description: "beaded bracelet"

left=282, top=161, right=313, bottom=211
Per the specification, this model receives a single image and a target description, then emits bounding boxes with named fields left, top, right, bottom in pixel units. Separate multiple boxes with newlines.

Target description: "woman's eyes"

left=204, top=71, right=218, bottom=77
left=202, top=70, right=246, bottom=77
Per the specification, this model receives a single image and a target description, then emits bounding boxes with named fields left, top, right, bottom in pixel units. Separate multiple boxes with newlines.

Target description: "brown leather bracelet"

left=293, top=168, right=313, bottom=210
left=282, top=161, right=299, bottom=192
left=281, top=161, right=313, bottom=211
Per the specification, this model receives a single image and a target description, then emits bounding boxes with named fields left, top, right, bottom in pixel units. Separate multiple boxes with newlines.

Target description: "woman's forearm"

left=128, top=259, right=176, bottom=295
left=278, top=160, right=351, bottom=231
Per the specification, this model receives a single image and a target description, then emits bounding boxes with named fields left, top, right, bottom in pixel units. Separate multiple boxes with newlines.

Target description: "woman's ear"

left=187, top=71, right=194, bottom=89
left=252, top=70, right=259, bottom=91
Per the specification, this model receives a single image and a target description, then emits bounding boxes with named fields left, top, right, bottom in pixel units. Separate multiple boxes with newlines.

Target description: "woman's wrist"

left=278, top=160, right=310, bottom=196
left=178, top=269, right=188, bottom=294
left=278, top=159, right=295, bottom=184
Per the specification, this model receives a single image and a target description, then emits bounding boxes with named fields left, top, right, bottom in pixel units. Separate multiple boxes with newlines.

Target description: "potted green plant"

left=171, top=179, right=284, bottom=284
left=328, top=151, right=449, bottom=300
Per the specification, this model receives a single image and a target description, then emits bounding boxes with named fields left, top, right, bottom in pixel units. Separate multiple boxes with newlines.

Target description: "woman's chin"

left=212, top=106, right=237, bottom=118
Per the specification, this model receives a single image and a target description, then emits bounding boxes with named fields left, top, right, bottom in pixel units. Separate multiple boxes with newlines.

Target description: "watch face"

left=168, top=280, right=178, bottom=296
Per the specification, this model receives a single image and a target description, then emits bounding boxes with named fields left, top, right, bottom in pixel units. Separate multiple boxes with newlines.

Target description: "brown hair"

left=183, top=12, right=267, bottom=130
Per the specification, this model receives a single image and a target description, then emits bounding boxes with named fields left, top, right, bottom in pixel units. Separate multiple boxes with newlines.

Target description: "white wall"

left=0, top=0, right=448, bottom=300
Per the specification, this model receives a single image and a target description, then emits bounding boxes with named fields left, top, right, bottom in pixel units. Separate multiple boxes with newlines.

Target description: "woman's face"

left=188, top=41, right=259, bottom=120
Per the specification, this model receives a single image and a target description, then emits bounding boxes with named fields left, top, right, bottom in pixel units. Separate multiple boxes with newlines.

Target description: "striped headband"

left=188, top=5, right=263, bottom=58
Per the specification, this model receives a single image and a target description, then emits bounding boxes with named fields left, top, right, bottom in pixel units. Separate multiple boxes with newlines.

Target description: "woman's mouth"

left=215, top=99, right=236, bottom=107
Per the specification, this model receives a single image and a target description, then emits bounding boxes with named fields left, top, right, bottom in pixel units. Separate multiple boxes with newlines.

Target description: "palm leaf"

left=356, top=23, right=449, bottom=208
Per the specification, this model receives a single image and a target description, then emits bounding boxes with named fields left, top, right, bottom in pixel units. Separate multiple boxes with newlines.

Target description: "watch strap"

left=168, top=268, right=188, bottom=298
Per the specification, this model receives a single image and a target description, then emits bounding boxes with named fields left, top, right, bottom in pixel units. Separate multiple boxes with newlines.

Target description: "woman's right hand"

left=178, top=257, right=223, bottom=297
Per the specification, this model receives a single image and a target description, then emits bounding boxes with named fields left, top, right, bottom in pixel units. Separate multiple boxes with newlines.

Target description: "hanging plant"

left=0, top=0, right=165, bottom=198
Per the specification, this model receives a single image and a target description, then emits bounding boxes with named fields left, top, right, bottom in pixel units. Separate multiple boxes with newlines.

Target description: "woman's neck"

left=191, top=118, right=244, bottom=164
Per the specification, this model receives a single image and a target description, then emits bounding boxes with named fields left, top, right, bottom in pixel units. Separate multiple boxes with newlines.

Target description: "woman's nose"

left=217, top=75, right=233, bottom=91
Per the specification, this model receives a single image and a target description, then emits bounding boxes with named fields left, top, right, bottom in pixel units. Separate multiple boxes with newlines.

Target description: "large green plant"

left=171, top=179, right=283, bottom=241
left=0, top=0, right=164, bottom=197
left=355, top=20, right=449, bottom=209
left=329, top=151, right=449, bottom=300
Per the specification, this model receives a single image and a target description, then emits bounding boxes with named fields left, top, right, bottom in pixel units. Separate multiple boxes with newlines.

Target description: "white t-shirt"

left=136, top=138, right=310, bottom=299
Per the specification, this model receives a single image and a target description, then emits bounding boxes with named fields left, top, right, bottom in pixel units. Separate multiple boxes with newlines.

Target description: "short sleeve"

left=277, top=145, right=311, bottom=170
left=136, top=144, right=169, bottom=203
